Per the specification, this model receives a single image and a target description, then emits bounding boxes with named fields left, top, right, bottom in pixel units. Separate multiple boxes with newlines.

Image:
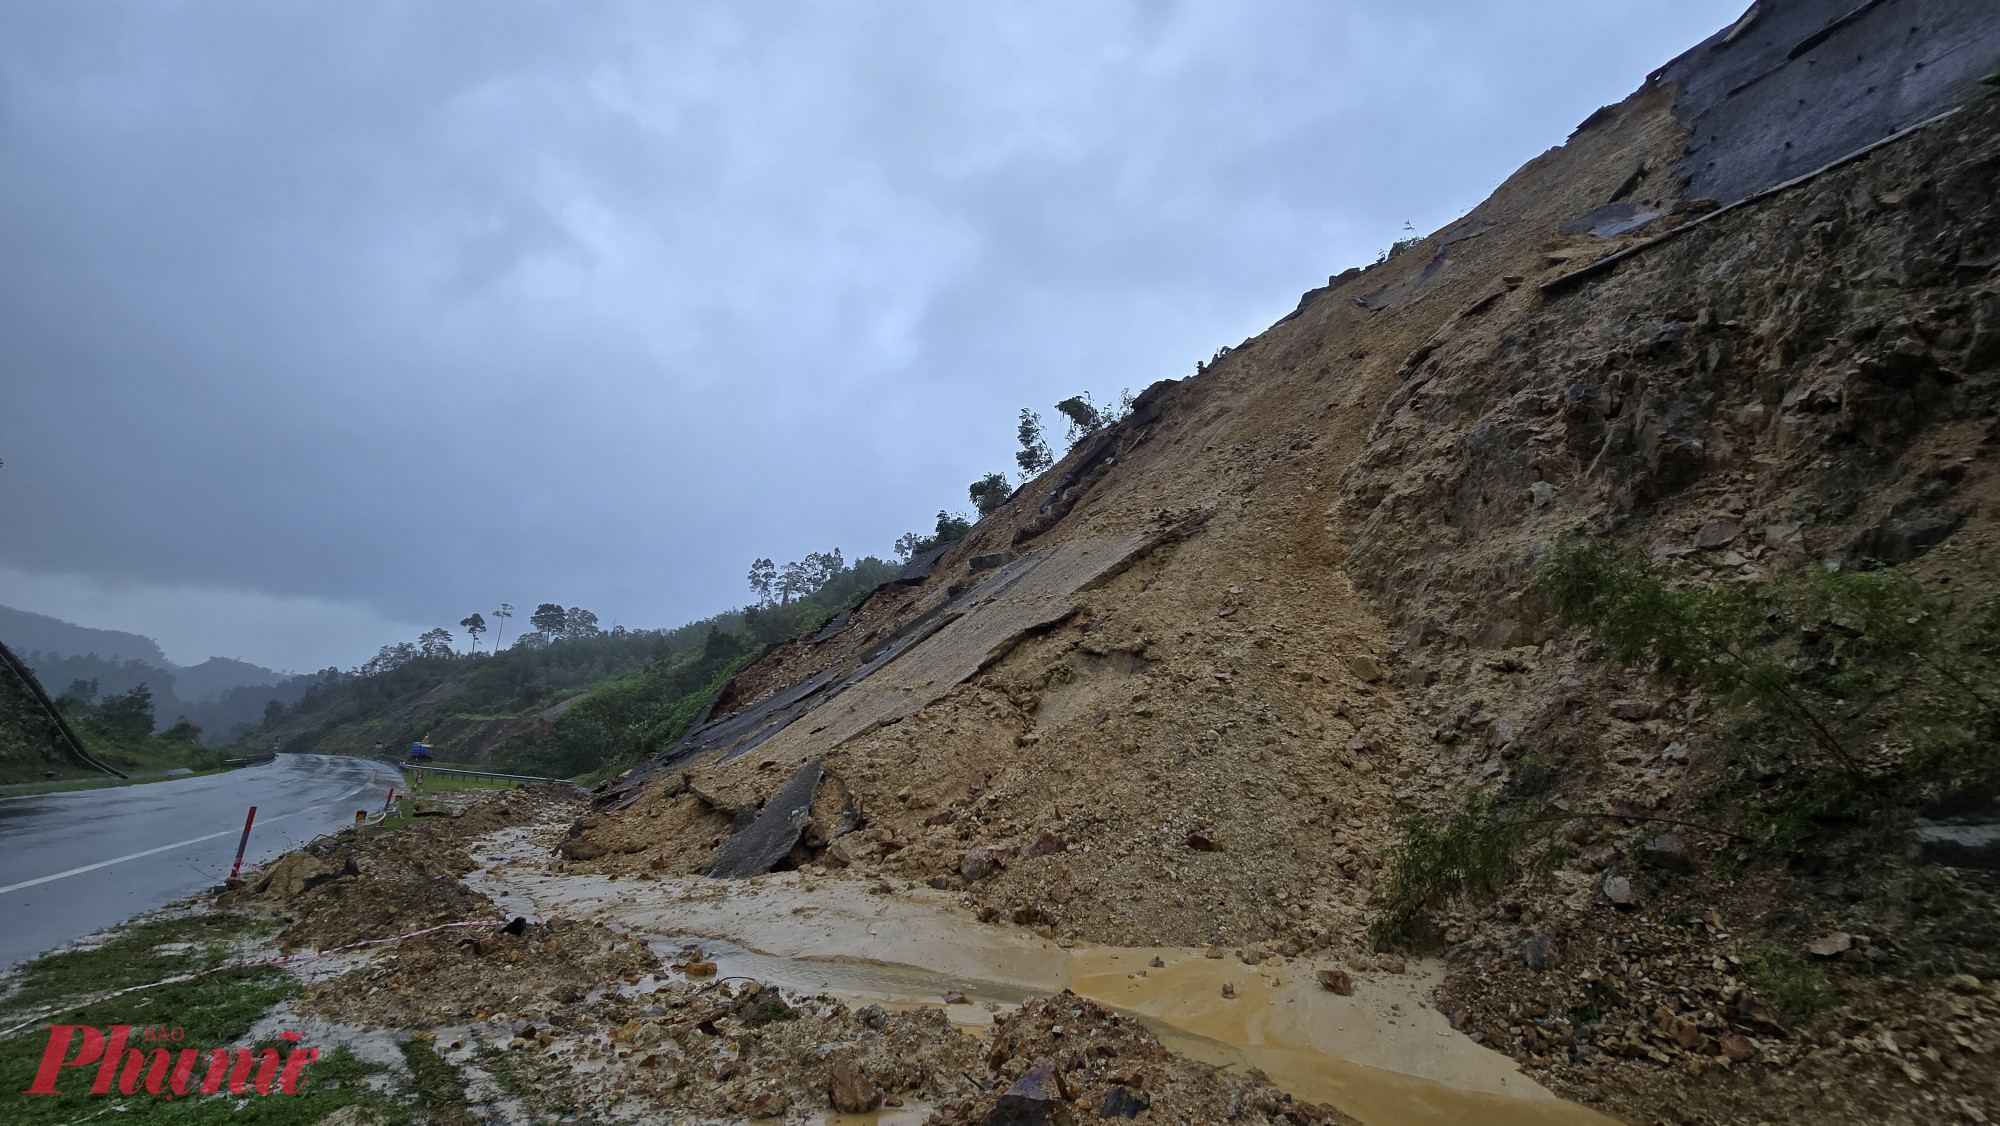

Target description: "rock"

left=1521, top=932, right=1553, bottom=971
left=826, top=842, right=853, bottom=867
left=1237, top=945, right=1269, bottom=966
left=1607, top=699, right=1659, bottom=721
left=1347, top=954, right=1374, bottom=971
left=253, top=853, right=334, bottom=898
left=708, top=760, right=825, bottom=878
left=1603, top=873, right=1636, bottom=908
left=1763, top=521, right=1804, bottom=553
left=1718, top=1033, right=1757, bottom=1063
left=745, top=1091, right=789, bottom=1118
left=1580, top=844, right=1620, bottom=870
left=1852, top=509, right=1966, bottom=564
left=1807, top=932, right=1852, bottom=958
left=682, top=961, right=717, bottom=978
left=1023, top=830, right=1069, bottom=859
left=1640, top=832, right=1692, bottom=874
left=970, top=552, right=1010, bottom=572
left=1204, top=946, right=1225, bottom=959
left=1694, top=521, right=1740, bottom=549
left=1315, top=968, right=1353, bottom=995
left=1947, top=973, right=1983, bottom=993
left=1656, top=1006, right=1702, bottom=1049
left=342, top=855, right=363, bottom=878
left=558, top=839, right=604, bottom=862
left=828, top=1059, right=882, bottom=1113
left=1184, top=830, right=1223, bottom=852
left=1529, top=481, right=1555, bottom=508
left=1149, top=956, right=1165, bottom=968
left=943, top=990, right=969, bottom=1004
left=412, top=801, right=449, bottom=817
left=1100, top=1083, right=1149, bottom=1118
left=963, top=848, right=1002, bottom=881
left=1912, top=794, right=2000, bottom=870
left=1221, top=983, right=1236, bottom=998
left=857, top=1004, right=890, bottom=1030
left=1348, top=655, right=1385, bottom=683
left=1377, top=955, right=1406, bottom=974
left=985, top=1060, right=1073, bottom=1126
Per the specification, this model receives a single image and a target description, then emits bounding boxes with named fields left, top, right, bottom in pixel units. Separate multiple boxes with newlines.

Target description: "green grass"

left=0, top=913, right=413, bottom=1124
left=0, top=769, right=227, bottom=800
left=404, top=773, right=526, bottom=793
left=398, top=1040, right=475, bottom=1126
left=1735, top=939, right=1829, bottom=1020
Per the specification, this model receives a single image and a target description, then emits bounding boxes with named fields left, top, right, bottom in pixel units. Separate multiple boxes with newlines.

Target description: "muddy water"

left=468, top=841, right=1619, bottom=1126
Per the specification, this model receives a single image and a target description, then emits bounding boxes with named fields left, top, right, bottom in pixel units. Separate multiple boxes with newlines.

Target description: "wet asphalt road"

left=0, top=754, right=402, bottom=968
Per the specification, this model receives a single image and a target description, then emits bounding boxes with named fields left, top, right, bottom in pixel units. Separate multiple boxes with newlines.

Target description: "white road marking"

left=0, top=776, right=387, bottom=896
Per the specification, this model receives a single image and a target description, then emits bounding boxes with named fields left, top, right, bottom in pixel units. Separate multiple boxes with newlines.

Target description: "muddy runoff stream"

left=468, top=828, right=1618, bottom=1126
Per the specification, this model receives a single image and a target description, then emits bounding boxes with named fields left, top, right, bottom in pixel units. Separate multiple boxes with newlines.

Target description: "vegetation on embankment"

left=1373, top=539, right=2000, bottom=992
left=0, top=911, right=409, bottom=1126
left=244, top=547, right=912, bottom=781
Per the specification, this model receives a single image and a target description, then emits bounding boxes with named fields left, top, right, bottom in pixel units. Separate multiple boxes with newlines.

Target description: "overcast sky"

left=0, top=1, right=1746, bottom=672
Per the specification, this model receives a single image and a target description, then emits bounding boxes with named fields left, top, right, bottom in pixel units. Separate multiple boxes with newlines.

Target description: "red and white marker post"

left=227, top=806, right=258, bottom=882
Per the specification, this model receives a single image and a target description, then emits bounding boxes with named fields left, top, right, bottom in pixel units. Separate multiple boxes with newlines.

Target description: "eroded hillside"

left=453, top=3, right=2000, bottom=1123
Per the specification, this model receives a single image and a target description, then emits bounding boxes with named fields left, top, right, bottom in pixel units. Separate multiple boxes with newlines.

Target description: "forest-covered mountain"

left=0, top=604, right=311, bottom=745
left=244, top=549, right=908, bottom=781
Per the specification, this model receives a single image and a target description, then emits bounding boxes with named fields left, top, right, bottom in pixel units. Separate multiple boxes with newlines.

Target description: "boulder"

left=1603, top=873, right=1636, bottom=908
left=1100, top=1084, right=1149, bottom=1118
left=253, top=853, right=334, bottom=898
left=962, top=848, right=1002, bottom=880
left=1376, top=955, right=1406, bottom=974
left=1023, top=830, right=1069, bottom=859
left=1806, top=932, right=1852, bottom=958
left=1640, top=832, right=1692, bottom=874
left=1718, top=1033, right=1758, bottom=1063
left=985, top=1060, right=1073, bottom=1126
left=827, top=1059, right=882, bottom=1113
left=1521, top=932, right=1553, bottom=971
left=1694, top=521, right=1740, bottom=549
left=558, top=839, right=604, bottom=862
left=1607, top=699, right=1659, bottom=721
left=1315, top=968, right=1353, bottom=996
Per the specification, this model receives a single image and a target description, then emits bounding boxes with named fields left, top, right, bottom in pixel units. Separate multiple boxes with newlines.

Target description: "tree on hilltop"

left=968, top=472, right=1010, bottom=517
left=530, top=603, right=567, bottom=637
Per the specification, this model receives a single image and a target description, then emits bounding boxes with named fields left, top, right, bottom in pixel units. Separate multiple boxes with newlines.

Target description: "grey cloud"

left=0, top=0, right=1747, bottom=667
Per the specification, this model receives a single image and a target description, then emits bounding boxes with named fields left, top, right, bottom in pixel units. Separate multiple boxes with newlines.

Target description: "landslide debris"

left=241, top=790, right=1340, bottom=1125
left=553, top=8, right=2000, bottom=1126
left=249, top=7, right=2000, bottom=1125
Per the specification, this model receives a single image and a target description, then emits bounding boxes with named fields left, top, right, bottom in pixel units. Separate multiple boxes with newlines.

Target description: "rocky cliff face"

left=571, top=4, right=2000, bottom=1122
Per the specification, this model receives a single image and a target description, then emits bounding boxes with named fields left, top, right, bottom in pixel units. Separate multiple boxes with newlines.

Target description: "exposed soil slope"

left=561, top=5, right=2000, bottom=1123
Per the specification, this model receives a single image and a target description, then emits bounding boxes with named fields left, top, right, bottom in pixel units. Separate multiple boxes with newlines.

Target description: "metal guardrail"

left=221, top=751, right=277, bottom=769
left=377, top=756, right=586, bottom=790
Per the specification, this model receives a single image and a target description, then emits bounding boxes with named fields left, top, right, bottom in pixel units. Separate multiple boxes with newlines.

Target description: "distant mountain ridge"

left=0, top=604, right=167, bottom=667
left=0, top=603, right=309, bottom=743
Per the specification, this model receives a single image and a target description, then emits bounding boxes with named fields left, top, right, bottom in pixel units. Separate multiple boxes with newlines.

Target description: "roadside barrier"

left=226, top=807, right=257, bottom=882
left=0, top=919, right=510, bottom=1042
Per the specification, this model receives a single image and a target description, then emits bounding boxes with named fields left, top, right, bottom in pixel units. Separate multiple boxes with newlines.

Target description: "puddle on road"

left=469, top=844, right=1619, bottom=1126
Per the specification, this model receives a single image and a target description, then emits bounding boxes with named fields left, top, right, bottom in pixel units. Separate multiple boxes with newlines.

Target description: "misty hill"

left=0, top=603, right=165, bottom=666
left=0, top=603, right=310, bottom=744
left=249, top=554, right=899, bottom=778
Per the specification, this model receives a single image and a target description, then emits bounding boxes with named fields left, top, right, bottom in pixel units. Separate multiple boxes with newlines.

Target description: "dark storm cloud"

left=0, top=1, right=1747, bottom=669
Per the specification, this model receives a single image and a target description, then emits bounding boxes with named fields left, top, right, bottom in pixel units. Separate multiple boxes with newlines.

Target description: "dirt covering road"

left=246, top=786, right=1361, bottom=1124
